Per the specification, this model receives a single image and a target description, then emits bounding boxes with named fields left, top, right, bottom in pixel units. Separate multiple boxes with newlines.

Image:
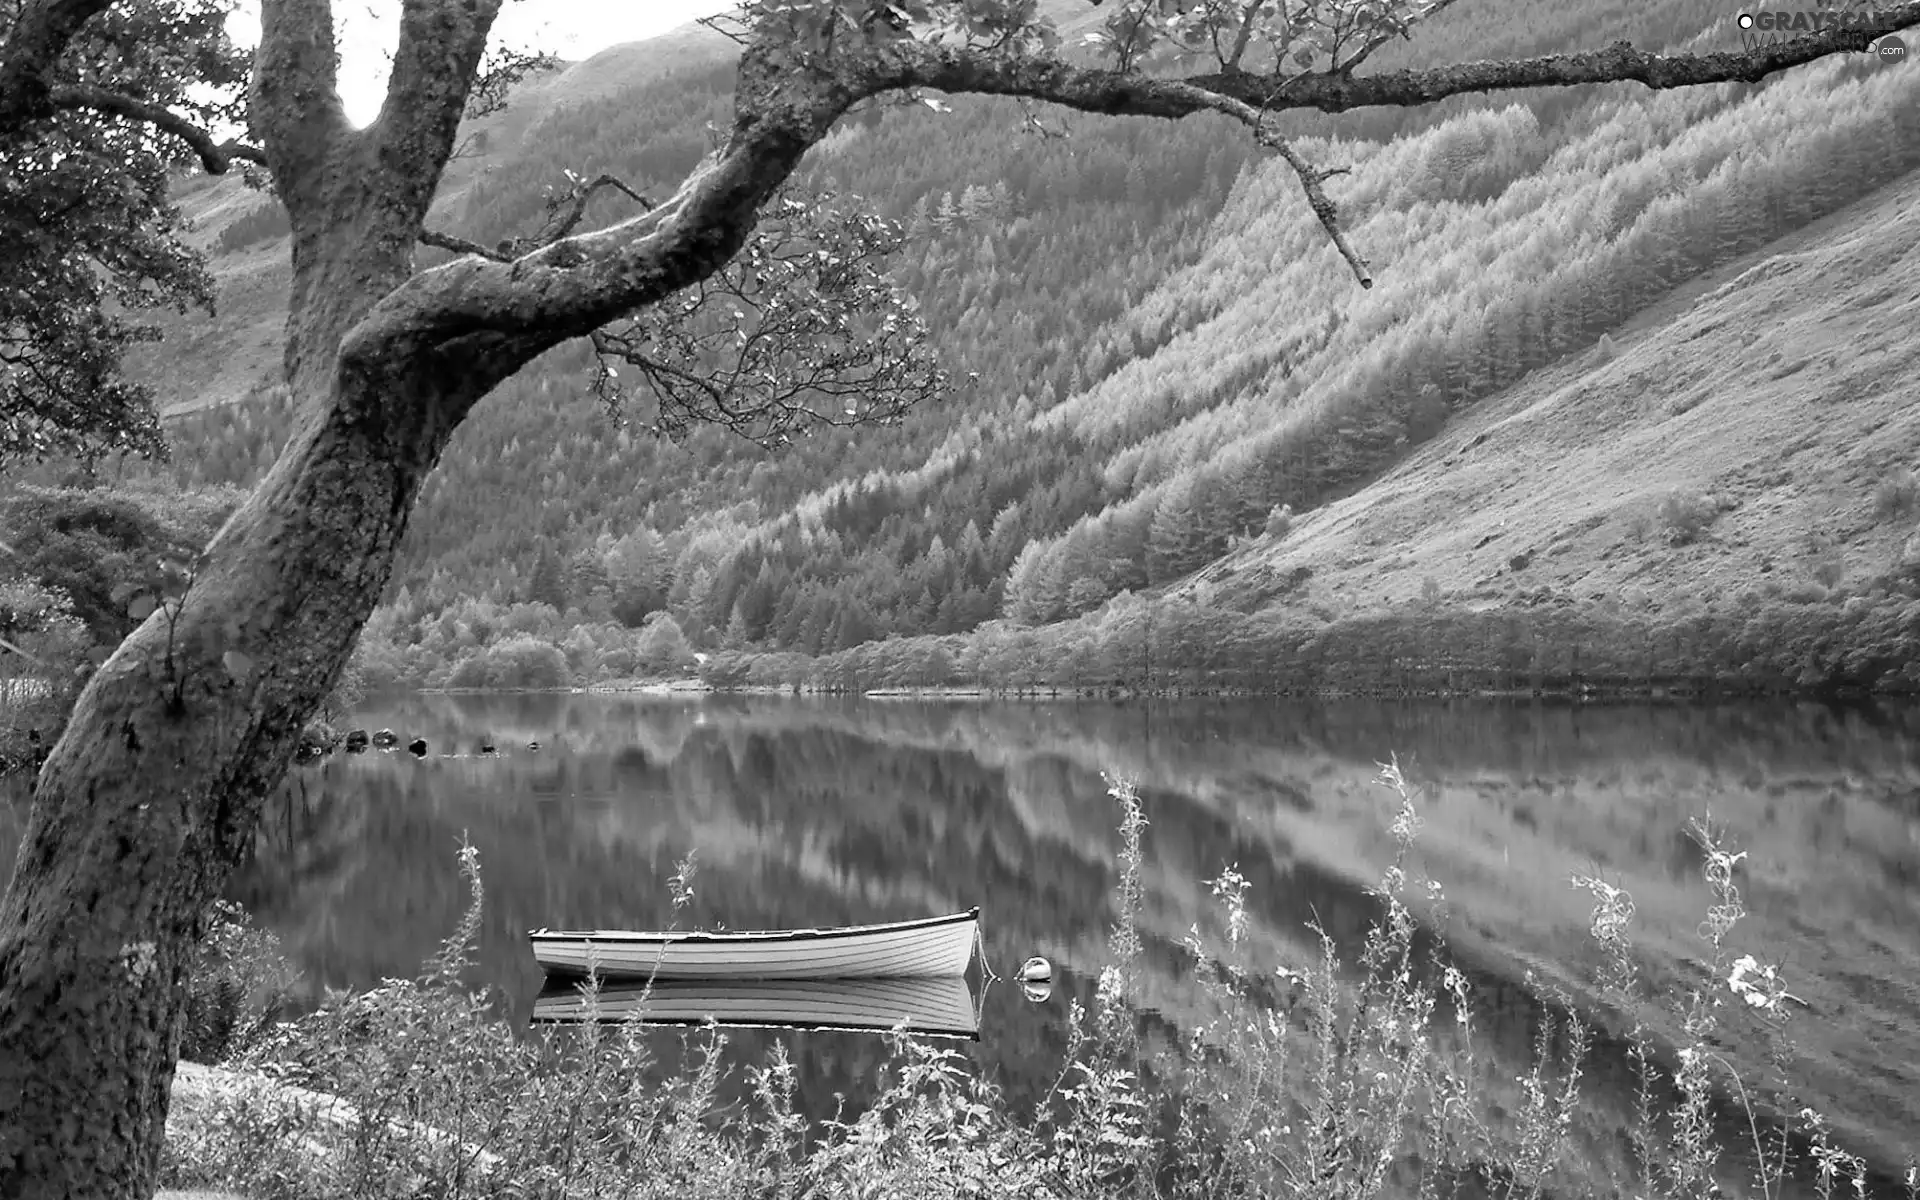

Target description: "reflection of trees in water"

left=744, top=697, right=1920, bottom=785
left=228, top=764, right=369, bottom=944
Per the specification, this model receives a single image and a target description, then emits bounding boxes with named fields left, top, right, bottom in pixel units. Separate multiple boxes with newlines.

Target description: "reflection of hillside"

left=664, top=696, right=1920, bottom=1174
left=262, top=694, right=1919, bottom=1188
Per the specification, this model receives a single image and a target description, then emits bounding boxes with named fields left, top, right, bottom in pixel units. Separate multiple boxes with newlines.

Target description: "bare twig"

left=696, top=12, right=754, bottom=45
left=0, top=635, right=47, bottom=666
left=420, top=171, right=652, bottom=263
left=1151, top=79, right=1372, bottom=284
left=1334, top=0, right=1466, bottom=76
left=1270, top=143, right=1369, bottom=286
left=419, top=228, right=511, bottom=262
left=538, top=173, right=654, bottom=247
left=581, top=190, right=942, bottom=446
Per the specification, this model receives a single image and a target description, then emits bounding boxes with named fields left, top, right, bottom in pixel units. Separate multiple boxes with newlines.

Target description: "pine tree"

left=958, top=183, right=994, bottom=223
left=569, top=547, right=612, bottom=617
left=987, top=502, right=1025, bottom=571
left=910, top=586, right=938, bottom=633
left=605, top=527, right=669, bottom=625
left=738, top=559, right=778, bottom=637
left=1003, top=538, right=1061, bottom=625
left=799, top=590, right=834, bottom=654
left=528, top=546, right=569, bottom=611
left=1146, top=477, right=1206, bottom=584
left=905, top=193, right=932, bottom=239
left=987, top=179, right=1017, bottom=220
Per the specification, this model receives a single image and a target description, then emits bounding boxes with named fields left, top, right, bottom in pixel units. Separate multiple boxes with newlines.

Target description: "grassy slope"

left=1192, top=166, right=1920, bottom=626
left=135, top=176, right=289, bottom=416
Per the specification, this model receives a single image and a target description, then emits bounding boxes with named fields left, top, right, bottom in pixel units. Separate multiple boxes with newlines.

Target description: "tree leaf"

left=222, top=649, right=254, bottom=683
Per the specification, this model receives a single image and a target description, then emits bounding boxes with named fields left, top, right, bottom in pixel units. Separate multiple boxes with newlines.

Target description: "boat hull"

left=531, top=976, right=980, bottom=1039
left=529, top=909, right=978, bottom=980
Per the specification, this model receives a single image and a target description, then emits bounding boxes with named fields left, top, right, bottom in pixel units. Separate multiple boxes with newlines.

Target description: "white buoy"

left=1021, top=979, right=1053, bottom=1003
left=1018, top=955, right=1052, bottom=984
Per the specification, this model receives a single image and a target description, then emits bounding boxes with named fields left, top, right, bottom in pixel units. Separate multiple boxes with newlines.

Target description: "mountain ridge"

left=72, top=1, right=1920, bottom=695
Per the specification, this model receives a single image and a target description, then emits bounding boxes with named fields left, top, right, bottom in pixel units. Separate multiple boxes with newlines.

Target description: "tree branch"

left=855, top=13, right=1913, bottom=281
left=1222, top=2, right=1263, bottom=72
left=252, top=0, right=353, bottom=208
left=582, top=190, right=940, bottom=444
left=846, top=13, right=1918, bottom=120
left=0, top=0, right=115, bottom=132
left=342, top=42, right=845, bottom=368
left=419, top=171, right=655, bottom=265
left=346, top=11, right=1920, bottom=393
left=1334, top=0, right=1465, bottom=76
left=1270, top=144, right=1368, bottom=285
left=47, top=84, right=267, bottom=174
left=419, top=228, right=510, bottom=262
left=0, top=635, right=47, bottom=668
left=372, top=0, right=506, bottom=225
left=538, top=174, right=655, bottom=247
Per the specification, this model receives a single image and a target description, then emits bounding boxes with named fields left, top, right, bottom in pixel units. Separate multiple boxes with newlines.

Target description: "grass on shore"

left=163, top=761, right=1920, bottom=1199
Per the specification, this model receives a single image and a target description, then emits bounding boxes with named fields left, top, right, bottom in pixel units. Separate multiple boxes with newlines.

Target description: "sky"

left=223, top=0, right=736, bottom=127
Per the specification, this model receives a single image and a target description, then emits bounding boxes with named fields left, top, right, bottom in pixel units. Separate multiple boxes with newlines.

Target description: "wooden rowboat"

left=528, top=908, right=980, bottom=980
left=530, top=975, right=980, bottom=1039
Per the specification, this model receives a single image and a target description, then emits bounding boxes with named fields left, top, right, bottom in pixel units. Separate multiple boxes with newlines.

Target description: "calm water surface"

left=9, top=694, right=1919, bottom=1194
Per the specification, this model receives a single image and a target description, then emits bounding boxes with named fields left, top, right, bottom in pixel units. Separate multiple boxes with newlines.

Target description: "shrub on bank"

left=634, top=613, right=697, bottom=674
left=445, top=635, right=572, bottom=690
left=181, top=900, right=301, bottom=1066
left=164, top=769, right=1918, bottom=1200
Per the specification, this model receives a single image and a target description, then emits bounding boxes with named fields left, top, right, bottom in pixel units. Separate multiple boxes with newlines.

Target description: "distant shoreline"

left=404, top=680, right=1900, bottom=702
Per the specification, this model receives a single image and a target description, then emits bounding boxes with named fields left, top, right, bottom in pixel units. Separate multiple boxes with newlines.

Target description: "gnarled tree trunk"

left=0, top=6, right=513, bottom=1195
left=0, top=185, right=478, bottom=1200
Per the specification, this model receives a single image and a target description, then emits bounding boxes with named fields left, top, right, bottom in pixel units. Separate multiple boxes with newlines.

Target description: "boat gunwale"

left=528, top=907, right=980, bottom=945
left=527, top=1011, right=980, bottom=1040
left=531, top=979, right=982, bottom=1038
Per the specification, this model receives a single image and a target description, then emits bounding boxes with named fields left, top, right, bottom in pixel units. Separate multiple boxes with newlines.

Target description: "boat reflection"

left=531, top=975, right=981, bottom=1040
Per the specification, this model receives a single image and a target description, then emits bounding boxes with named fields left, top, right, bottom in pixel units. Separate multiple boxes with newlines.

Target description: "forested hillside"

left=32, top=0, right=1920, bottom=694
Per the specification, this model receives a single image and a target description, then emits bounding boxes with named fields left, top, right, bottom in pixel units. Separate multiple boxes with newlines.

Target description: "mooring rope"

left=970, top=920, right=998, bottom=1033
left=974, top=920, right=1000, bottom=984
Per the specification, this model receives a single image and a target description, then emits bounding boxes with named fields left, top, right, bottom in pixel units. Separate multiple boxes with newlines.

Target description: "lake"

left=7, top=693, right=1920, bottom=1194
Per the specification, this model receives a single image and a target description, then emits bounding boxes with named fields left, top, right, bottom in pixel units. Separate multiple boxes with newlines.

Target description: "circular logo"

left=1873, top=33, right=1907, bottom=64
left=1737, top=12, right=1755, bottom=27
